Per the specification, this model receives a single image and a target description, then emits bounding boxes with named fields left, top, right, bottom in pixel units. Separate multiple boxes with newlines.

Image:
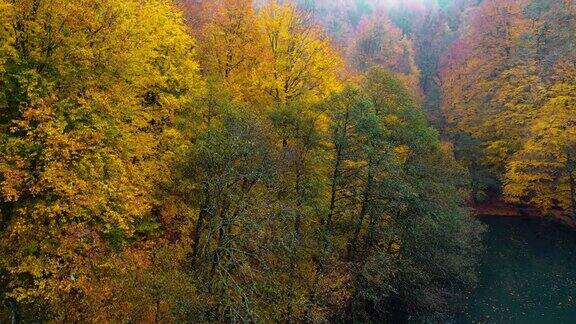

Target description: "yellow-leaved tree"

left=258, top=1, right=343, bottom=105
left=197, top=0, right=342, bottom=107
left=0, top=1, right=14, bottom=74
left=505, top=61, right=576, bottom=220
left=199, top=0, right=268, bottom=104
left=0, top=0, right=203, bottom=320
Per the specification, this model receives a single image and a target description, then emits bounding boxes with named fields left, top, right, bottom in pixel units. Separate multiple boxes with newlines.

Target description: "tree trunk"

left=154, top=298, right=161, bottom=324
left=304, top=263, right=321, bottom=324
left=295, top=170, right=303, bottom=239
left=210, top=198, right=230, bottom=281
left=8, top=299, right=20, bottom=324
left=348, top=168, right=374, bottom=260
left=286, top=161, right=305, bottom=321
left=568, top=153, right=576, bottom=221
left=361, top=211, right=378, bottom=258
left=327, top=155, right=342, bottom=229
left=327, top=109, right=350, bottom=229
left=191, top=184, right=211, bottom=268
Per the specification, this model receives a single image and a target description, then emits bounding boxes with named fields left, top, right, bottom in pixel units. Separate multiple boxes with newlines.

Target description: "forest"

left=0, top=0, right=575, bottom=322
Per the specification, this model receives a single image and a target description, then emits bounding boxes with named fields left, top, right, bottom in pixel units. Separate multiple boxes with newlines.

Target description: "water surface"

left=459, top=217, right=576, bottom=324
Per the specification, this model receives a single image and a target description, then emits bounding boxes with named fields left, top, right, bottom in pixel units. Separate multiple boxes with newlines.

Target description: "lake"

left=458, top=216, right=576, bottom=323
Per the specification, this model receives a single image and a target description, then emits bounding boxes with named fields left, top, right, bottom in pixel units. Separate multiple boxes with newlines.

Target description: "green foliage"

left=337, top=69, right=485, bottom=322
left=0, top=1, right=488, bottom=323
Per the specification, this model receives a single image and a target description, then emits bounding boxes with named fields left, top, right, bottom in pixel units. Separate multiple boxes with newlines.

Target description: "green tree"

left=329, top=69, right=484, bottom=322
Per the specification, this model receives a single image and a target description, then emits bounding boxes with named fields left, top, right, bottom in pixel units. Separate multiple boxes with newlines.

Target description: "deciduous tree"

left=0, top=0, right=203, bottom=320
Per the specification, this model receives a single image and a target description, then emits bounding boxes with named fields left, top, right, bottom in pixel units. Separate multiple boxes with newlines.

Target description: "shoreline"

left=472, top=199, right=576, bottom=229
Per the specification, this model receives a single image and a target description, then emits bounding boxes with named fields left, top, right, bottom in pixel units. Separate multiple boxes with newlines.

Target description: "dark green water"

left=459, top=217, right=576, bottom=324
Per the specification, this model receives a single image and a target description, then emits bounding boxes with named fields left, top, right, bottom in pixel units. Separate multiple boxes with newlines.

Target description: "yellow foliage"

left=257, top=1, right=343, bottom=104
left=0, top=1, right=15, bottom=73
left=393, top=145, right=411, bottom=164
left=198, top=1, right=343, bottom=108
left=199, top=0, right=267, bottom=104
left=0, top=0, right=203, bottom=319
left=504, top=61, right=576, bottom=214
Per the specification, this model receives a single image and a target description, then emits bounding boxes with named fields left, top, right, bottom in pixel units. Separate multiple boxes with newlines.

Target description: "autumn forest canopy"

left=0, top=0, right=575, bottom=322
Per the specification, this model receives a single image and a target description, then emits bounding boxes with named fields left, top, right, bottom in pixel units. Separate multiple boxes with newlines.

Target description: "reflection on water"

left=459, top=217, right=576, bottom=324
